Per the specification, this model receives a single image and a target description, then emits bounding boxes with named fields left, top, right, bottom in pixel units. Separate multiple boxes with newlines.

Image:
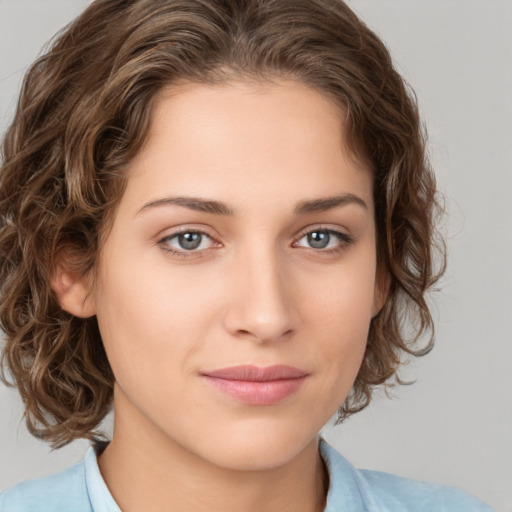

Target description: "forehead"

left=148, top=79, right=348, bottom=155
left=121, top=79, right=373, bottom=216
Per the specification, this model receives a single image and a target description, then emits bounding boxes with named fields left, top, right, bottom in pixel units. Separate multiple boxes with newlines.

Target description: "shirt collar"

left=320, top=438, right=366, bottom=511
left=84, top=438, right=365, bottom=512
left=84, top=445, right=121, bottom=512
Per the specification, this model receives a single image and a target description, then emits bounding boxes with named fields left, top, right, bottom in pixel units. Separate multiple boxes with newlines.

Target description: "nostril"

left=234, top=326, right=295, bottom=344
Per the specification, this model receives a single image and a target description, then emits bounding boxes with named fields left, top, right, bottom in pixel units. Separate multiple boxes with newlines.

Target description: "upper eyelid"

left=295, top=225, right=350, bottom=239
left=299, top=225, right=342, bottom=234
left=158, top=224, right=347, bottom=238
left=158, top=225, right=217, bottom=241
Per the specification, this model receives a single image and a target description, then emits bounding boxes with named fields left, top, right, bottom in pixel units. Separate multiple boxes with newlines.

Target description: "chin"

left=191, top=420, right=320, bottom=471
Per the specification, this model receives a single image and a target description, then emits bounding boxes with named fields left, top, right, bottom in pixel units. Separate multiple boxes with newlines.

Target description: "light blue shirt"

left=0, top=439, right=494, bottom=511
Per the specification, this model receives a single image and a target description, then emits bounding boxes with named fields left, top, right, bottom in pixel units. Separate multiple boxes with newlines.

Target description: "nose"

left=222, top=247, right=296, bottom=343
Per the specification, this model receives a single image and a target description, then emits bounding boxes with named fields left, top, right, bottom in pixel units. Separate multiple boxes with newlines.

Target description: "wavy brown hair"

left=0, top=0, right=445, bottom=447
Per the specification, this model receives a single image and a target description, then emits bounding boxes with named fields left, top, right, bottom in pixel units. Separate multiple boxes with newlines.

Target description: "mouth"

left=201, top=365, right=309, bottom=406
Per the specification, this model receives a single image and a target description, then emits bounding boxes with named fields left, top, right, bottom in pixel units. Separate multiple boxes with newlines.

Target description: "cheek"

left=93, top=257, right=221, bottom=386
left=303, top=245, right=377, bottom=332
left=300, top=246, right=377, bottom=380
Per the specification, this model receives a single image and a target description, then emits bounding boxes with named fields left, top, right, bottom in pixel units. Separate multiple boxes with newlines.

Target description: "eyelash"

left=293, top=227, right=354, bottom=254
left=157, top=226, right=354, bottom=259
left=157, top=228, right=218, bottom=259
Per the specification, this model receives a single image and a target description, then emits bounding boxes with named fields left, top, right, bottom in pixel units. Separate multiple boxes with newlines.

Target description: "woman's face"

left=90, top=79, right=382, bottom=470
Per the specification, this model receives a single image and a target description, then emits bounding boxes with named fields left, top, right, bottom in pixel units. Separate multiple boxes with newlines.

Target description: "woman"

left=0, top=0, right=494, bottom=510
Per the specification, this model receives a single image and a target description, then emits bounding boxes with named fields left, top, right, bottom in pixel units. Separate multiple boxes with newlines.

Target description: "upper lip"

left=202, top=365, right=308, bottom=381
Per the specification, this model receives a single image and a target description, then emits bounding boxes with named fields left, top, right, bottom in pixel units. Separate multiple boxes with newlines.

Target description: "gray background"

left=0, top=1, right=511, bottom=511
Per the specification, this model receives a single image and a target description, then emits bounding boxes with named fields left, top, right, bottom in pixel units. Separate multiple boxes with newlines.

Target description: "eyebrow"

left=137, top=196, right=235, bottom=216
left=294, top=194, right=368, bottom=214
left=137, top=193, right=368, bottom=216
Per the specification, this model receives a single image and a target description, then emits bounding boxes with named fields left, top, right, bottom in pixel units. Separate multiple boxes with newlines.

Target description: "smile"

left=201, top=365, right=309, bottom=405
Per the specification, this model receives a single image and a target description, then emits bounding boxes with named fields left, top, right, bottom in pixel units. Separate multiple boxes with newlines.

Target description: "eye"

left=159, top=230, right=215, bottom=253
left=294, top=229, right=352, bottom=251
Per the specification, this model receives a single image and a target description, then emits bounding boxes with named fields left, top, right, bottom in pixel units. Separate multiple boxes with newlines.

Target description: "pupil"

left=179, top=232, right=202, bottom=250
left=308, top=231, right=330, bottom=249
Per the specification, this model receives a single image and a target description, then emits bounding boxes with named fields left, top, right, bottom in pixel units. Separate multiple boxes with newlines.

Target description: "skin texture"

left=56, top=79, right=384, bottom=512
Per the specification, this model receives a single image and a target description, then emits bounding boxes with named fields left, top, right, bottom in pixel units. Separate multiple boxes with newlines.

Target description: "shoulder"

left=356, top=468, right=494, bottom=512
left=0, top=461, right=91, bottom=512
left=320, top=439, right=494, bottom=512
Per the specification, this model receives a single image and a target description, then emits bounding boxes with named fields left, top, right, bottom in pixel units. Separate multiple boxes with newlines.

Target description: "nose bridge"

left=224, top=240, right=294, bottom=343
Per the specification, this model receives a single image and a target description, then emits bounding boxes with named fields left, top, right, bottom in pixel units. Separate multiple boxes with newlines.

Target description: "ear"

left=372, top=267, right=390, bottom=318
left=51, top=261, right=96, bottom=319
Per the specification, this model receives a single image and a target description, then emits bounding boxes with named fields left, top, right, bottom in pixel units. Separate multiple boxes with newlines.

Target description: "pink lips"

left=202, top=365, right=308, bottom=405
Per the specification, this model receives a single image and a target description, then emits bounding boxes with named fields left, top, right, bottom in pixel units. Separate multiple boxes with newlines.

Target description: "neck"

left=98, top=396, right=328, bottom=512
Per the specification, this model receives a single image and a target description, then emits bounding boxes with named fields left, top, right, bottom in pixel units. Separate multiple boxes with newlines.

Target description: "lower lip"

left=202, top=376, right=307, bottom=405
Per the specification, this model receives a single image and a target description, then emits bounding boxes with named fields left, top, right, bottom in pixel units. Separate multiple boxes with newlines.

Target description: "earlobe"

left=51, top=264, right=96, bottom=318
